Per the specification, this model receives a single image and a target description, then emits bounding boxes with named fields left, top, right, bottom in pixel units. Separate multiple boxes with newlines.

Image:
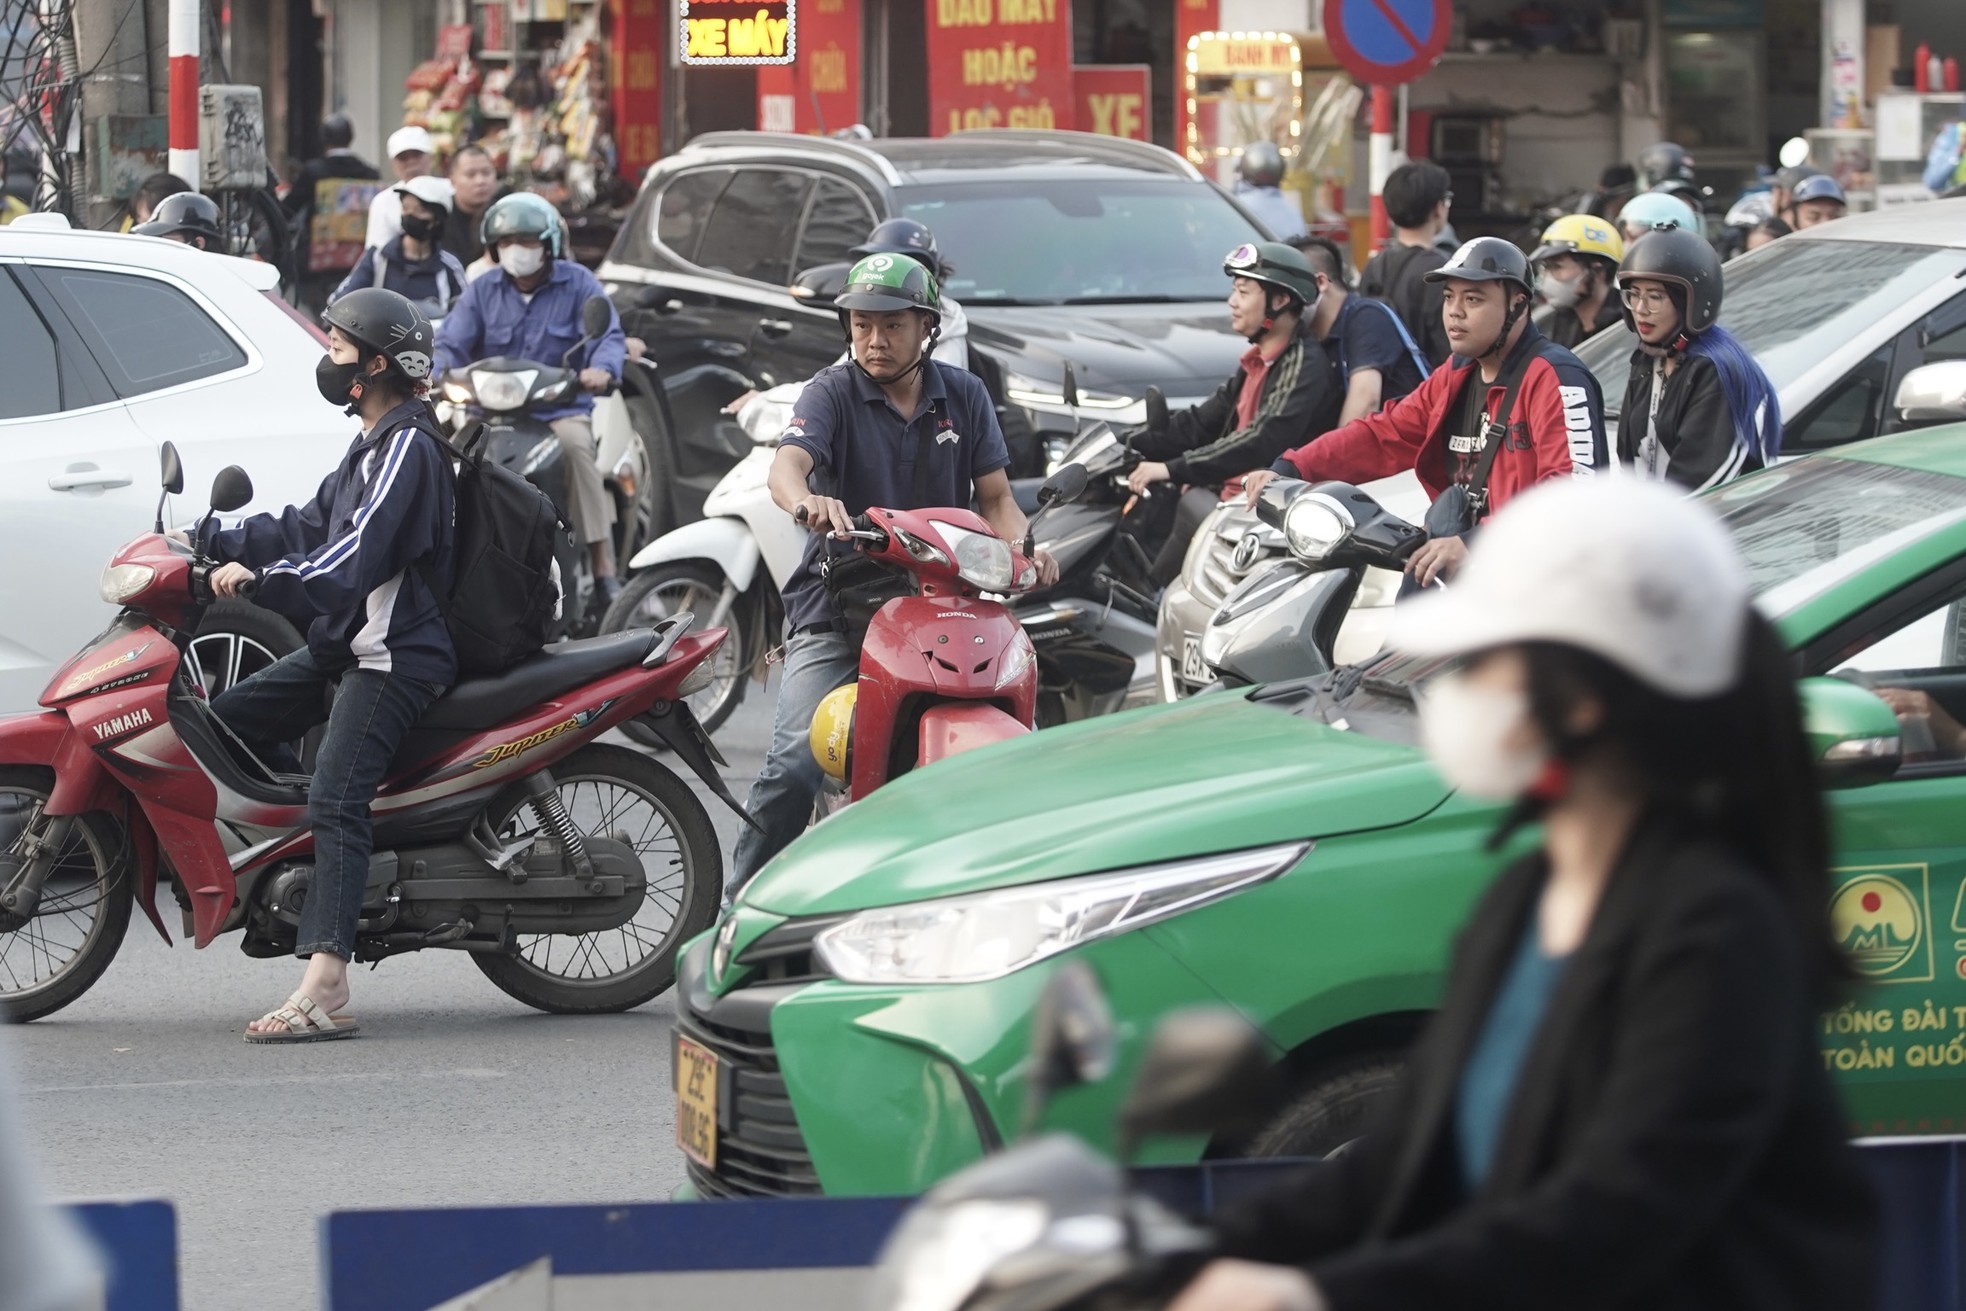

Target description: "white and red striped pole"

left=1368, top=84, right=1394, bottom=249
left=168, top=0, right=200, bottom=188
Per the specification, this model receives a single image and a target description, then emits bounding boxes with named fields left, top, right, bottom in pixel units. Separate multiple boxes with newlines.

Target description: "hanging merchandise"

left=402, top=25, right=484, bottom=160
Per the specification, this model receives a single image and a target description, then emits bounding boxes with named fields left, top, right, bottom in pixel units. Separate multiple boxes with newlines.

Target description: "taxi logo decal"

left=1831, top=867, right=1933, bottom=982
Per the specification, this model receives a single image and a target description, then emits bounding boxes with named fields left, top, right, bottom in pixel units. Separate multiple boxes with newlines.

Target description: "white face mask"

left=499, top=244, right=545, bottom=278
left=1415, top=672, right=1549, bottom=800
left=1537, top=270, right=1584, bottom=310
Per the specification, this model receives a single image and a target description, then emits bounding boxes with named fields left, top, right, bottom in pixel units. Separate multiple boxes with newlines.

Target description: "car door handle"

left=758, top=318, right=794, bottom=337
left=49, top=466, right=134, bottom=492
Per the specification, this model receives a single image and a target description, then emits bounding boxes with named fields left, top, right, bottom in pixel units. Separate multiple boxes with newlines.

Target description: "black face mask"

left=401, top=213, right=440, bottom=242
left=315, top=355, right=367, bottom=413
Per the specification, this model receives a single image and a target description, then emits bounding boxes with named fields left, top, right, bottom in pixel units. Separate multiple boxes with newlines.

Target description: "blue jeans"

left=213, top=648, right=443, bottom=959
left=730, top=630, right=859, bottom=894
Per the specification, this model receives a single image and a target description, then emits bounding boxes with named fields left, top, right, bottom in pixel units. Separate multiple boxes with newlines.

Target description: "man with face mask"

left=1244, top=238, right=1608, bottom=589
left=435, top=192, right=628, bottom=604
left=1529, top=215, right=1624, bottom=350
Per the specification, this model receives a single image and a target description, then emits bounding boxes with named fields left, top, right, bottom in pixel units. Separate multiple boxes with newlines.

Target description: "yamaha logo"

left=711, top=916, right=739, bottom=983
left=1231, top=532, right=1265, bottom=575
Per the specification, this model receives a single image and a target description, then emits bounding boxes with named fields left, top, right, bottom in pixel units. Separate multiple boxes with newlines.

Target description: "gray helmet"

left=322, top=288, right=435, bottom=381
left=1636, top=141, right=1695, bottom=189
left=1239, top=142, right=1286, bottom=189
left=1617, top=226, right=1723, bottom=339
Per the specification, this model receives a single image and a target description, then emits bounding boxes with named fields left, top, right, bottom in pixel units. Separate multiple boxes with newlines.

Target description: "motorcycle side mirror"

left=1060, top=361, right=1080, bottom=411
left=1020, top=961, right=1117, bottom=1139
left=1037, top=462, right=1090, bottom=508
left=209, top=466, right=254, bottom=514
left=581, top=295, right=614, bottom=340
left=159, top=442, right=184, bottom=495
left=1116, top=1006, right=1275, bottom=1161
left=1145, top=386, right=1169, bottom=436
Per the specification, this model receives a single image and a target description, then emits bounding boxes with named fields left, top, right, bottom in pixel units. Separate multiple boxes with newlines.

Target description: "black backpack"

left=417, top=418, right=566, bottom=677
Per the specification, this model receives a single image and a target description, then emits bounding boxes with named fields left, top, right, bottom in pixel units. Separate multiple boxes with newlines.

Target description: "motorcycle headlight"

left=470, top=368, right=537, bottom=412
left=930, top=520, right=1013, bottom=592
left=994, top=629, right=1034, bottom=690
left=874, top=1199, right=1049, bottom=1311
left=99, top=563, right=156, bottom=604
left=440, top=379, right=474, bottom=405
left=814, top=843, right=1307, bottom=985
left=1283, top=493, right=1355, bottom=562
left=1005, top=371, right=1133, bottom=414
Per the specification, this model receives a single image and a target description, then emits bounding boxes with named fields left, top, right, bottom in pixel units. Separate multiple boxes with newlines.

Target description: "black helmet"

left=322, top=113, right=355, bottom=150
left=1616, top=226, right=1723, bottom=339
left=1223, top=241, right=1319, bottom=308
left=321, top=288, right=436, bottom=382
left=1425, top=236, right=1532, bottom=296
left=1239, top=141, right=1286, bottom=188
left=850, top=218, right=940, bottom=274
left=1636, top=142, right=1695, bottom=189
left=133, top=192, right=222, bottom=248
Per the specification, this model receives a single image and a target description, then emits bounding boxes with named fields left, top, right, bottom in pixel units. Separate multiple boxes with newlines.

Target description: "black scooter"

left=1200, top=479, right=1425, bottom=687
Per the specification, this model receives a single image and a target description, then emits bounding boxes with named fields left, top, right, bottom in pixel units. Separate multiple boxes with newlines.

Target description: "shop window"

left=30, top=267, right=245, bottom=400
left=793, top=180, right=877, bottom=279
left=655, top=169, right=732, bottom=264
left=1785, top=345, right=1893, bottom=453
left=0, top=271, right=61, bottom=420
left=696, top=169, right=812, bottom=286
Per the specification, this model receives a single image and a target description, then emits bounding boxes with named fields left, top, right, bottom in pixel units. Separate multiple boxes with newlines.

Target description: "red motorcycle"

left=0, top=444, right=751, bottom=1023
left=804, top=501, right=1050, bottom=802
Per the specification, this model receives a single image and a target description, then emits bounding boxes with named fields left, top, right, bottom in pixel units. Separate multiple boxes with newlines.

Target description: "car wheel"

left=1244, top=1054, right=1403, bottom=1159
left=187, top=600, right=302, bottom=698
left=601, top=563, right=747, bottom=747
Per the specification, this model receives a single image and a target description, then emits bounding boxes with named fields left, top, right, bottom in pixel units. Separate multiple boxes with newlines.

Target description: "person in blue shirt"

left=330, top=175, right=468, bottom=321
left=1290, top=235, right=1429, bottom=422
left=1235, top=142, right=1307, bottom=241
left=434, top=192, right=628, bottom=600
left=732, top=254, right=1059, bottom=892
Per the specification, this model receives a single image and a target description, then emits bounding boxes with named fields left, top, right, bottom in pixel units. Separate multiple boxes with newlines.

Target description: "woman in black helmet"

left=132, top=192, right=224, bottom=251
left=198, top=287, right=457, bottom=1043
left=1616, top=226, right=1780, bottom=490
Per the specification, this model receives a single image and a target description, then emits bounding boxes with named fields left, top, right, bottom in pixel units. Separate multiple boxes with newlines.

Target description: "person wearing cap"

left=364, top=125, right=435, bottom=252
left=1245, top=237, right=1608, bottom=589
left=1168, top=475, right=1877, bottom=1311
left=1529, top=215, right=1624, bottom=350
left=730, top=253, right=1058, bottom=891
left=1235, top=141, right=1307, bottom=242
left=1616, top=227, right=1780, bottom=490
left=1124, top=241, right=1344, bottom=586
left=1783, top=174, right=1848, bottom=230
left=132, top=192, right=224, bottom=250
left=1615, top=191, right=1699, bottom=246
left=330, top=175, right=468, bottom=320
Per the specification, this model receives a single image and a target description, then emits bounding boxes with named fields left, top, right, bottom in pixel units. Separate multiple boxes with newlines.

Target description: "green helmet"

left=480, top=192, right=564, bottom=257
left=1223, top=241, right=1320, bottom=309
left=835, top=253, right=941, bottom=322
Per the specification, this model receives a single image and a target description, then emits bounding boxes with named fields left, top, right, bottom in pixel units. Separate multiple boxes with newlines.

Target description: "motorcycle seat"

left=418, top=629, right=661, bottom=731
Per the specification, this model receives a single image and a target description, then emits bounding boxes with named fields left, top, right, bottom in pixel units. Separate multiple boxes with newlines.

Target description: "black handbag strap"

left=1465, top=348, right=1534, bottom=516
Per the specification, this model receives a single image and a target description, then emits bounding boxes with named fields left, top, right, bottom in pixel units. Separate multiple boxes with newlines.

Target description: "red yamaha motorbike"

left=0, top=444, right=752, bottom=1023
left=803, top=500, right=1051, bottom=802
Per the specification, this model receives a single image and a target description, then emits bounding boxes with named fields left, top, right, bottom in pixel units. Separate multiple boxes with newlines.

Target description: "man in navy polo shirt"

left=732, top=255, right=1059, bottom=891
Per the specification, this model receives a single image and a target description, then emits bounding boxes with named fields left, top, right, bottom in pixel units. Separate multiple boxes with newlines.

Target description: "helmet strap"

left=1480, top=290, right=1528, bottom=361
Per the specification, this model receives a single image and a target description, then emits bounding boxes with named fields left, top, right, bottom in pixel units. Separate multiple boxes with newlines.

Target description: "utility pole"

left=70, top=0, right=157, bottom=225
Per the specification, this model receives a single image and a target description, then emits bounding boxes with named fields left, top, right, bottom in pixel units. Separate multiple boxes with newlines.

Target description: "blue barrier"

left=324, top=1144, right=1966, bottom=1311
left=65, top=1198, right=179, bottom=1311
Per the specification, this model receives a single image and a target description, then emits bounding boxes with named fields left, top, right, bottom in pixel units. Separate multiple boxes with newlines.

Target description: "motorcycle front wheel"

left=0, top=770, right=132, bottom=1022
left=601, top=563, right=749, bottom=744
left=473, top=745, right=720, bottom=1013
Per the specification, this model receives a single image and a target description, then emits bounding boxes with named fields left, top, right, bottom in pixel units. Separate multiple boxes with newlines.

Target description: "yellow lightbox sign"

left=681, top=0, right=796, bottom=65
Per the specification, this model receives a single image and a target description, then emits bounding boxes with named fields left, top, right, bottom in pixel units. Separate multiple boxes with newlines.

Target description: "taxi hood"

left=738, top=693, right=1451, bottom=917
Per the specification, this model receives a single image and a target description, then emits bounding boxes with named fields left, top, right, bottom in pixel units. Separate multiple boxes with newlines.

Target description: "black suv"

left=598, top=129, right=1267, bottom=528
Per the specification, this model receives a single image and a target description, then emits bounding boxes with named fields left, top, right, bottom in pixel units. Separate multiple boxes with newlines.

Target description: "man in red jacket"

left=1246, top=237, right=1607, bottom=587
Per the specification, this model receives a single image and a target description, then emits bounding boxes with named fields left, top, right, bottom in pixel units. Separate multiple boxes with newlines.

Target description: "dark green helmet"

left=1223, top=241, right=1319, bottom=309
left=835, top=253, right=941, bottom=321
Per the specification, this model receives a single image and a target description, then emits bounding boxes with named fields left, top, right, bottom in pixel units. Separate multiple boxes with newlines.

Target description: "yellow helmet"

left=1530, top=214, right=1624, bottom=269
left=809, top=683, right=857, bottom=782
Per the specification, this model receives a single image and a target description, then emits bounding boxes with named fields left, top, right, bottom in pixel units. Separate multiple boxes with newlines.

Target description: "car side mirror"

left=159, top=442, right=184, bottom=495
left=1117, top=1006, right=1275, bottom=1161
left=1021, top=961, right=1117, bottom=1137
left=209, top=466, right=254, bottom=515
left=1895, top=361, right=1966, bottom=426
left=1803, top=676, right=1904, bottom=786
left=790, top=261, right=852, bottom=307
left=1145, top=385, right=1169, bottom=435
left=1037, top=462, right=1090, bottom=508
left=581, top=295, right=613, bottom=340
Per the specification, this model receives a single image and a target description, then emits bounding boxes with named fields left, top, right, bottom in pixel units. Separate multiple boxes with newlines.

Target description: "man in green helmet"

left=731, top=253, right=1059, bottom=891
left=1125, top=240, right=1344, bottom=585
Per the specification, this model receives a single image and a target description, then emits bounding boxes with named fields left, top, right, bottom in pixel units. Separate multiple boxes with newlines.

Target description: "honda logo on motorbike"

left=91, top=707, right=153, bottom=741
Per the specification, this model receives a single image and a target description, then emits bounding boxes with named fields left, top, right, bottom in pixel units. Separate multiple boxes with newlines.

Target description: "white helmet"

left=1389, top=476, right=1750, bottom=699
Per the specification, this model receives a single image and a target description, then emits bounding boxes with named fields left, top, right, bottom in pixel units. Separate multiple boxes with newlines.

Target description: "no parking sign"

left=1321, top=0, right=1450, bottom=87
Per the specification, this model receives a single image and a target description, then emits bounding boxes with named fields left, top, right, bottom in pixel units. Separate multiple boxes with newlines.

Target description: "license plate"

left=675, top=1034, right=719, bottom=1169
left=1181, top=634, right=1217, bottom=685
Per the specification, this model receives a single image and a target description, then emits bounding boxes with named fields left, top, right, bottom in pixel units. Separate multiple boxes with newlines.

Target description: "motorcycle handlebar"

left=190, top=561, right=256, bottom=603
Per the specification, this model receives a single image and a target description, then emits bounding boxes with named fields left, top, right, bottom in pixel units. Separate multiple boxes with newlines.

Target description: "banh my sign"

left=682, top=0, right=795, bottom=65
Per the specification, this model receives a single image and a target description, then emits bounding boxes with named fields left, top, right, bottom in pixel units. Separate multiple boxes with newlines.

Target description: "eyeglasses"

left=1225, top=243, right=1262, bottom=269
left=1621, top=287, right=1675, bottom=310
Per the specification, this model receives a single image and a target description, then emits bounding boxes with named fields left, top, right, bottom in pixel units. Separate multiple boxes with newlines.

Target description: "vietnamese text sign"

left=1073, top=66, right=1150, bottom=141
left=928, top=0, right=1074, bottom=135
left=613, top=0, right=663, bottom=175
left=682, top=0, right=795, bottom=65
left=757, top=0, right=862, bottom=133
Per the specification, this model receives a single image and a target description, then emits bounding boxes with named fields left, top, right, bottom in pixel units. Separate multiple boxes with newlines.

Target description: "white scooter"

left=600, top=384, right=807, bottom=744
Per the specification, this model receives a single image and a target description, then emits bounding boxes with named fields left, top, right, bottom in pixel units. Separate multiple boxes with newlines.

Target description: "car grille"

left=679, top=1008, right=822, bottom=1197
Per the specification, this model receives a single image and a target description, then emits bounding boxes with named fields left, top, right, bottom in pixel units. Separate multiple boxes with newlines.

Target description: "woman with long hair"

left=1616, top=225, right=1781, bottom=490
left=1169, top=477, right=1875, bottom=1311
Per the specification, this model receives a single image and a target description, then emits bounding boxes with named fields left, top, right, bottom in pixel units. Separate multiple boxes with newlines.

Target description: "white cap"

left=393, top=175, right=455, bottom=213
left=387, top=126, right=434, bottom=158
left=1388, top=476, right=1750, bottom=698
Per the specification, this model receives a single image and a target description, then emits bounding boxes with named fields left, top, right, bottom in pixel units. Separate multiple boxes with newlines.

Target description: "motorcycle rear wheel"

left=0, top=770, right=132, bottom=1023
left=473, top=745, right=720, bottom=1013
left=603, top=563, right=749, bottom=745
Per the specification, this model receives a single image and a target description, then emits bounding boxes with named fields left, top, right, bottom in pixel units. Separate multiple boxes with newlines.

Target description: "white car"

left=0, top=215, right=361, bottom=710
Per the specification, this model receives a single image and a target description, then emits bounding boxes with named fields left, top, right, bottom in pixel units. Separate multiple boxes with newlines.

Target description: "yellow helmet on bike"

left=1530, top=214, right=1624, bottom=271
left=810, top=684, right=858, bottom=782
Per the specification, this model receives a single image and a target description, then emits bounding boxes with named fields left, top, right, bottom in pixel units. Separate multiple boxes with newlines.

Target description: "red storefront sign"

left=926, top=0, right=1074, bottom=136
left=757, top=0, right=863, bottom=133
left=1072, top=65, right=1150, bottom=140
left=1176, top=0, right=1220, bottom=159
left=612, top=0, right=664, bottom=178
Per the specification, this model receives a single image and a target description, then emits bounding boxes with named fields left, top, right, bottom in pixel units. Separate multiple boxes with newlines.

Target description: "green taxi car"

left=675, top=425, right=1966, bottom=1198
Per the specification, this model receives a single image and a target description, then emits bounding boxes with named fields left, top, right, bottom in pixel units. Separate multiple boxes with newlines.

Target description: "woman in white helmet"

left=1170, top=477, right=1875, bottom=1311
